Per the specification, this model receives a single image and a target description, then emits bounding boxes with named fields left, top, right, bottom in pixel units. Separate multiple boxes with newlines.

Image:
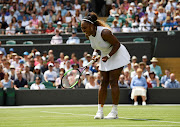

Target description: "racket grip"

left=86, top=60, right=94, bottom=67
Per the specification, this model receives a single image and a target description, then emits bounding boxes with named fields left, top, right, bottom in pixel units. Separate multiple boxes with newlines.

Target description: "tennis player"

left=81, top=12, right=130, bottom=119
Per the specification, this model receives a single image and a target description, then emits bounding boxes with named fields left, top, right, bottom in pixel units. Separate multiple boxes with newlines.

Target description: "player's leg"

left=104, top=67, right=123, bottom=119
left=94, top=71, right=109, bottom=119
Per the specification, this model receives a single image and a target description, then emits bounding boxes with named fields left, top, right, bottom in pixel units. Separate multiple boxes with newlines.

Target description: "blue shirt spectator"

left=0, top=41, right=7, bottom=56
left=165, top=73, right=180, bottom=88
left=130, top=76, right=147, bottom=89
left=150, top=57, right=162, bottom=78
left=162, top=17, right=173, bottom=31
left=66, top=32, right=80, bottom=44
left=161, top=69, right=170, bottom=87
left=61, top=4, right=67, bottom=17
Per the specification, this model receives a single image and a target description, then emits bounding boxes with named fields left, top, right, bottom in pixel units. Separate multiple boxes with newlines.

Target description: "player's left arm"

left=101, top=29, right=120, bottom=62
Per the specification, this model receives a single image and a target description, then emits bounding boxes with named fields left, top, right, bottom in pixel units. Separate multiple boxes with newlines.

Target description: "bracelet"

left=107, top=54, right=111, bottom=59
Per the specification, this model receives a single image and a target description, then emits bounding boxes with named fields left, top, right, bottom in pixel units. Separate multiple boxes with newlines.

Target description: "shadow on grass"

left=118, top=117, right=162, bottom=122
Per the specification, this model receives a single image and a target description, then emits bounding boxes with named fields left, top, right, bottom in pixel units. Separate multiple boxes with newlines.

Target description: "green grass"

left=0, top=105, right=180, bottom=127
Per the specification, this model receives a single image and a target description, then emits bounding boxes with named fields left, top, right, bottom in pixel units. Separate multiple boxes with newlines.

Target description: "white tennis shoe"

left=134, top=101, right=138, bottom=106
left=94, top=111, right=104, bottom=119
left=142, top=101, right=146, bottom=106
left=104, top=111, right=118, bottom=119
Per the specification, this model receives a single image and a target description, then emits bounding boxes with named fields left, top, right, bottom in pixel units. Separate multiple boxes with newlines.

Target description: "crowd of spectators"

left=0, top=40, right=179, bottom=91
left=107, top=0, right=180, bottom=33
left=0, top=0, right=92, bottom=35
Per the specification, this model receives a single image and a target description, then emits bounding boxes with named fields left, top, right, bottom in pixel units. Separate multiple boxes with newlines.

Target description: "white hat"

left=175, top=16, right=180, bottom=19
left=131, top=56, right=137, bottom=60
left=129, top=7, right=133, bottom=11
left=130, top=2, right=135, bottom=6
left=35, top=51, right=41, bottom=56
left=35, top=65, right=41, bottom=70
left=25, top=64, right=30, bottom=67
left=48, top=63, right=54, bottom=67
left=0, top=51, right=3, bottom=54
left=132, top=22, right=138, bottom=26
left=149, top=0, right=154, bottom=3
left=10, top=65, right=15, bottom=69
left=57, top=21, right=62, bottom=25
left=85, top=72, right=90, bottom=75
left=142, top=55, right=147, bottom=59
left=150, top=57, right=158, bottom=62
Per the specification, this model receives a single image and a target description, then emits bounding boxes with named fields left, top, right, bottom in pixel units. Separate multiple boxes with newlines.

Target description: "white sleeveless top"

left=89, top=26, right=130, bottom=71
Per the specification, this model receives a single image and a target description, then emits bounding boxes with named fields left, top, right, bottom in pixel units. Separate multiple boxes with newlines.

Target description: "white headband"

left=82, top=19, right=94, bottom=24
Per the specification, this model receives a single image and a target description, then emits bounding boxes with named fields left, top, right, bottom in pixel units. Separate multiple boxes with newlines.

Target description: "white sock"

left=98, top=104, right=103, bottom=112
left=112, top=104, right=118, bottom=112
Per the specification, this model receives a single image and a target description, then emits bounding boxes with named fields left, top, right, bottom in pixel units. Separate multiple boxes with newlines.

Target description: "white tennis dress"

left=89, top=26, right=130, bottom=71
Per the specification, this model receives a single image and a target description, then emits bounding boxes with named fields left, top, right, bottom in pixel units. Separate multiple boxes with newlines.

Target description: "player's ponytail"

left=82, top=12, right=111, bottom=29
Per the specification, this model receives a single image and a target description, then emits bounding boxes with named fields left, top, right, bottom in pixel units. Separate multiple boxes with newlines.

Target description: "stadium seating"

left=5, top=88, right=15, bottom=106
left=42, top=82, right=56, bottom=89
left=0, top=88, right=4, bottom=106
left=23, top=41, right=34, bottom=45
left=84, top=40, right=90, bottom=43
left=6, top=40, right=16, bottom=45
left=133, top=38, right=145, bottom=42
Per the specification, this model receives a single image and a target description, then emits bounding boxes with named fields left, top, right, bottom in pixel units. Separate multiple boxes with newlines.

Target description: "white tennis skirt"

left=99, top=44, right=130, bottom=71
left=131, top=87, right=147, bottom=100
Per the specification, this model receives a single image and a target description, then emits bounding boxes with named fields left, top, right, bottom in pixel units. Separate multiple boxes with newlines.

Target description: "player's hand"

left=102, top=56, right=108, bottom=62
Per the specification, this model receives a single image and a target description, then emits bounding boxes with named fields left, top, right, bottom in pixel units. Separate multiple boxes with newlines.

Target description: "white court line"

left=0, top=104, right=180, bottom=109
left=41, top=111, right=180, bottom=124
left=67, top=125, right=180, bottom=127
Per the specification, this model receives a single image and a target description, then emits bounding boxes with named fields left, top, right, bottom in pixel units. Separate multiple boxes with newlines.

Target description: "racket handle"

left=86, top=60, right=94, bottom=67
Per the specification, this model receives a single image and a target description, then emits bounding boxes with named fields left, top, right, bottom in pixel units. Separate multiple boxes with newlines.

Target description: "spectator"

left=80, top=3, right=88, bottom=18
left=46, top=22, right=55, bottom=34
left=0, top=16, right=8, bottom=30
left=124, top=69, right=131, bottom=85
left=64, top=11, right=72, bottom=23
left=11, top=56, right=20, bottom=68
left=45, top=10, right=56, bottom=24
left=0, top=41, right=7, bottom=56
left=22, top=16, right=29, bottom=27
left=64, top=60, right=72, bottom=72
left=18, top=0, right=26, bottom=12
left=136, top=7, right=144, bottom=18
left=11, top=16, right=18, bottom=28
left=109, top=3, right=118, bottom=17
left=53, top=60, right=60, bottom=76
left=45, top=1, right=55, bottom=14
left=122, top=20, right=131, bottom=32
left=74, top=0, right=81, bottom=10
left=42, top=51, right=48, bottom=61
left=3, top=61, right=11, bottom=73
left=139, top=18, right=151, bottom=31
left=50, top=29, right=63, bottom=45
left=22, top=64, right=34, bottom=82
left=124, top=63, right=134, bottom=73
left=44, top=63, right=57, bottom=83
left=83, top=54, right=91, bottom=66
left=25, top=21, right=36, bottom=34
left=0, top=73, right=13, bottom=89
left=56, top=11, right=64, bottom=23
left=7, top=9, right=17, bottom=25
left=38, top=10, right=46, bottom=23
left=165, top=73, right=180, bottom=88
left=26, top=1, right=36, bottom=15
left=55, top=71, right=64, bottom=88
left=161, top=69, right=171, bottom=88
left=161, top=16, right=173, bottom=31
left=14, top=71, right=28, bottom=90
left=127, top=7, right=135, bottom=23
left=18, top=10, right=27, bottom=21
left=139, top=62, right=146, bottom=74
left=56, top=21, right=64, bottom=33
left=131, top=22, right=139, bottom=32
left=65, top=22, right=73, bottom=34
left=147, top=71, right=160, bottom=88
left=61, top=3, right=68, bottom=17
left=64, top=0, right=73, bottom=10
left=31, top=14, right=39, bottom=27
left=6, top=23, right=15, bottom=35
left=142, top=55, right=149, bottom=65
left=66, top=31, right=80, bottom=44
left=85, top=75, right=99, bottom=89
left=150, top=57, right=162, bottom=78
left=111, top=19, right=121, bottom=33
left=9, top=65, right=16, bottom=81
left=55, top=1, right=61, bottom=14
left=130, top=68, right=147, bottom=106
left=29, top=58, right=35, bottom=72
left=165, top=0, right=176, bottom=12
left=131, top=56, right=137, bottom=67
left=30, top=76, right=45, bottom=90
left=33, top=65, right=44, bottom=82
left=15, top=20, right=25, bottom=35
left=131, top=63, right=139, bottom=79
left=17, top=59, right=25, bottom=71
left=37, top=20, right=45, bottom=34
left=118, top=74, right=129, bottom=88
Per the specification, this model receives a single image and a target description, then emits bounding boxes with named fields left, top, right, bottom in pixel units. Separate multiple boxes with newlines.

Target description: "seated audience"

left=14, top=71, right=28, bottom=90
left=130, top=68, right=147, bottom=106
left=161, top=69, right=170, bottom=88
left=66, top=31, right=80, bottom=44
left=50, top=29, right=63, bottom=45
left=118, top=74, right=129, bottom=88
left=147, top=71, right=159, bottom=88
left=30, top=76, right=45, bottom=90
left=164, top=73, right=180, bottom=88
left=149, top=57, right=162, bottom=78
left=44, top=63, right=57, bottom=83
left=22, top=64, right=34, bottom=82
left=0, top=73, right=13, bottom=89
left=85, top=75, right=99, bottom=89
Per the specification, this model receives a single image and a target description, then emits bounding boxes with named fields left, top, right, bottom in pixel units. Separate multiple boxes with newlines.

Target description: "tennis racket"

left=60, top=56, right=100, bottom=89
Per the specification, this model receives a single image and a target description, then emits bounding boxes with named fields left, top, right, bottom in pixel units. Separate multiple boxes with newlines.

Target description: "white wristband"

left=92, top=52, right=98, bottom=57
left=107, top=54, right=111, bottom=58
